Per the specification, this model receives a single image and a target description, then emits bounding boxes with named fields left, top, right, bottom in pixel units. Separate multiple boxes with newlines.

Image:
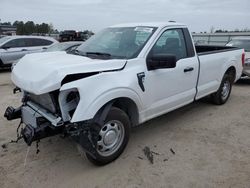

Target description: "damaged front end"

left=4, top=88, right=99, bottom=156
left=4, top=90, right=65, bottom=145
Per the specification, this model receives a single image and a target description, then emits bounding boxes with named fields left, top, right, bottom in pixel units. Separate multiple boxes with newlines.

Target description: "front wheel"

left=86, top=107, right=131, bottom=165
left=211, top=74, right=233, bottom=105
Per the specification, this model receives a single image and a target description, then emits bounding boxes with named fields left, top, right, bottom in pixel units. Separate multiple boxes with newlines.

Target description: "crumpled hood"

left=12, top=51, right=126, bottom=95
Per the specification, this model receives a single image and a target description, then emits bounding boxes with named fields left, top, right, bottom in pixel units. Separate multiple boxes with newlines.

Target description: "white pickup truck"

left=5, top=22, right=245, bottom=165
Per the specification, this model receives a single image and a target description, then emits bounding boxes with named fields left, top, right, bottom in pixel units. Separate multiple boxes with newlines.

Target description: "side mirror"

left=2, top=45, right=11, bottom=50
left=147, top=54, right=177, bottom=70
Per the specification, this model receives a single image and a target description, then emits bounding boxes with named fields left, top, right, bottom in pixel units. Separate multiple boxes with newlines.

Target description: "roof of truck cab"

left=110, top=22, right=186, bottom=28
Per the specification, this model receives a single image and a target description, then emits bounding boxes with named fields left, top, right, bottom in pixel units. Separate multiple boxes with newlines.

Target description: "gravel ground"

left=0, top=70, right=249, bottom=188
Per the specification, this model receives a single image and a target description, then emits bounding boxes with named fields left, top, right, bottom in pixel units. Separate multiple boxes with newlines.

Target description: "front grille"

left=27, top=92, right=59, bottom=114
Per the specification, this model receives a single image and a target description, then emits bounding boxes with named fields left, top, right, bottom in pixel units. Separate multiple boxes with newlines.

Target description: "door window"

left=23, top=38, right=34, bottom=47
left=32, top=39, right=53, bottom=46
left=150, top=29, right=188, bottom=60
left=3, top=38, right=26, bottom=48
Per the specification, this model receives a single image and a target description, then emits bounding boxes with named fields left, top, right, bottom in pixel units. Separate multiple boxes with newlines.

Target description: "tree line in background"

left=1, top=21, right=56, bottom=35
left=2, top=21, right=248, bottom=35
left=0, top=21, right=94, bottom=39
left=210, top=26, right=250, bottom=33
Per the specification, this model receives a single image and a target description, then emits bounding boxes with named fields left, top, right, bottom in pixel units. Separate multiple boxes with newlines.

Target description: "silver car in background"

left=0, top=36, right=58, bottom=68
left=226, top=37, right=250, bottom=77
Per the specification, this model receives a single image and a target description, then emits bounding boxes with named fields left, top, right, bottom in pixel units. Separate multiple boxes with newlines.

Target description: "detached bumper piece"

left=4, top=106, right=21, bottom=120
left=22, top=123, right=63, bottom=146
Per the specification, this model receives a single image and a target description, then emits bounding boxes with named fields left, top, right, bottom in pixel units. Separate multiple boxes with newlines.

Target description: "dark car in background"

left=59, top=30, right=85, bottom=42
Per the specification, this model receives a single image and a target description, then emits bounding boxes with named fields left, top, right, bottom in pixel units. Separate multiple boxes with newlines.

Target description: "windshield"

left=0, top=36, right=10, bottom=45
left=227, top=39, right=250, bottom=52
left=77, top=26, right=157, bottom=59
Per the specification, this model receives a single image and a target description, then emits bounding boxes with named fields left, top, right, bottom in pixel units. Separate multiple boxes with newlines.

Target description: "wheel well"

left=225, top=66, right=236, bottom=82
left=112, top=97, right=139, bottom=127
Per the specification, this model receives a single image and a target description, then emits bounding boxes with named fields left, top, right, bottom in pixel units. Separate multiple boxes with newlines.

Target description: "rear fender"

left=221, top=60, right=237, bottom=82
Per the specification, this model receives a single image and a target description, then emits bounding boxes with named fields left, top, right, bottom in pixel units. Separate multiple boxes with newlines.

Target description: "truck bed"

left=195, top=45, right=243, bottom=100
left=195, top=45, right=239, bottom=55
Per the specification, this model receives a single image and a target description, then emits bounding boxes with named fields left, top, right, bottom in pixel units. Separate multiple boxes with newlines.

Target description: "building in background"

left=0, top=25, right=17, bottom=35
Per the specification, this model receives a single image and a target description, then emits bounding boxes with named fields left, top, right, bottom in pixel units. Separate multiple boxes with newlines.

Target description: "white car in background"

left=11, top=41, right=83, bottom=70
left=44, top=41, right=83, bottom=53
left=0, top=35, right=58, bottom=68
left=226, top=37, right=250, bottom=77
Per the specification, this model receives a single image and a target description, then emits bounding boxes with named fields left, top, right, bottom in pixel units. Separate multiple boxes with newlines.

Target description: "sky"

left=0, top=0, right=250, bottom=33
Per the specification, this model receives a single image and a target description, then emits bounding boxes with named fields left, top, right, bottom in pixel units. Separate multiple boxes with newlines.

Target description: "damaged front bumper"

left=4, top=103, right=63, bottom=146
left=4, top=102, right=99, bottom=158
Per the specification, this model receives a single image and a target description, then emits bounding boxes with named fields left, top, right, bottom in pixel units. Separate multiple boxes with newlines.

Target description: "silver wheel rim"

left=221, top=81, right=230, bottom=100
left=97, top=120, right=125, bottom=157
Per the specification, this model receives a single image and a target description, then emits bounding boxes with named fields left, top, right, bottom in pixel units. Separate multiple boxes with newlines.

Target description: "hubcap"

left=96, top=120, right=125, bottom=157
left=221, top=81, right=230, bottom=100
left=103, top=130, right=116, bottom=145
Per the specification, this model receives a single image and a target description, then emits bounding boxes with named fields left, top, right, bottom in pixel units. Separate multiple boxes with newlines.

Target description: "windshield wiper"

left=86, top=52, right=112, bottom=57
left=76, top=51, right=125, bottom=59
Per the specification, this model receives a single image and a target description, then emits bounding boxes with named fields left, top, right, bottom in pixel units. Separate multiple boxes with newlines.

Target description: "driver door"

left=144, top=28, right=199, bottom=119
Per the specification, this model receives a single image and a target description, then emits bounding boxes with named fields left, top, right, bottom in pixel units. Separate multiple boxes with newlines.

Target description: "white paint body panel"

left=196, top=49, right=243, bottom=99
left=12, top=51, right=126, bottom=95
left=243, top=52, right=250, bottom=76
left=11, top=22, right=244, bottom=125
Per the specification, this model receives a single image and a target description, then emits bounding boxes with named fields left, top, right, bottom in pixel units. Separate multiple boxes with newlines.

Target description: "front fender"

left=60, top=70, right=143, bottom=123
left=71, top=88, right=142, bottom=122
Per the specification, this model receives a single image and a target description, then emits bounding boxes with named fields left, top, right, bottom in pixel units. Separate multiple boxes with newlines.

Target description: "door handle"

left=21, top=49, right=28, bottom=51
left=184, top=67, right=194, bottom=73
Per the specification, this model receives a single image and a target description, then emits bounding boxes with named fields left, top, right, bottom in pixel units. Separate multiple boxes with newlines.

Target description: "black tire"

left=0, top=59, right=11, bottom=70
left=211, top=73, right=233, bottom=105
left=86, top=107, right=131, bottom=166
left=0, top=59, right=3, bottom=69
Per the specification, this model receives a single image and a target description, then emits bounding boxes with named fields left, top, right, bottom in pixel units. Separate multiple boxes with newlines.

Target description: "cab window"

left=150, top=29, right=188, bottom=60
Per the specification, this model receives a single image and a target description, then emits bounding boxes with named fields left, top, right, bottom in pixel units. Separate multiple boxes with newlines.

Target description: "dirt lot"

left=0, top=70, right=249, bottom=188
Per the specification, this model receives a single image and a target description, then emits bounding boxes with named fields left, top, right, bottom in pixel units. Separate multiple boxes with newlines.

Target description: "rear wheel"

left=211, top=73, right=233, bottom=105
left=86, top=107, right=130, bottom=165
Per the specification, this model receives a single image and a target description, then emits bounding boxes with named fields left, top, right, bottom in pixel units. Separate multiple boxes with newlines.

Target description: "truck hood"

left=12, top=51, right=126, bottom=95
